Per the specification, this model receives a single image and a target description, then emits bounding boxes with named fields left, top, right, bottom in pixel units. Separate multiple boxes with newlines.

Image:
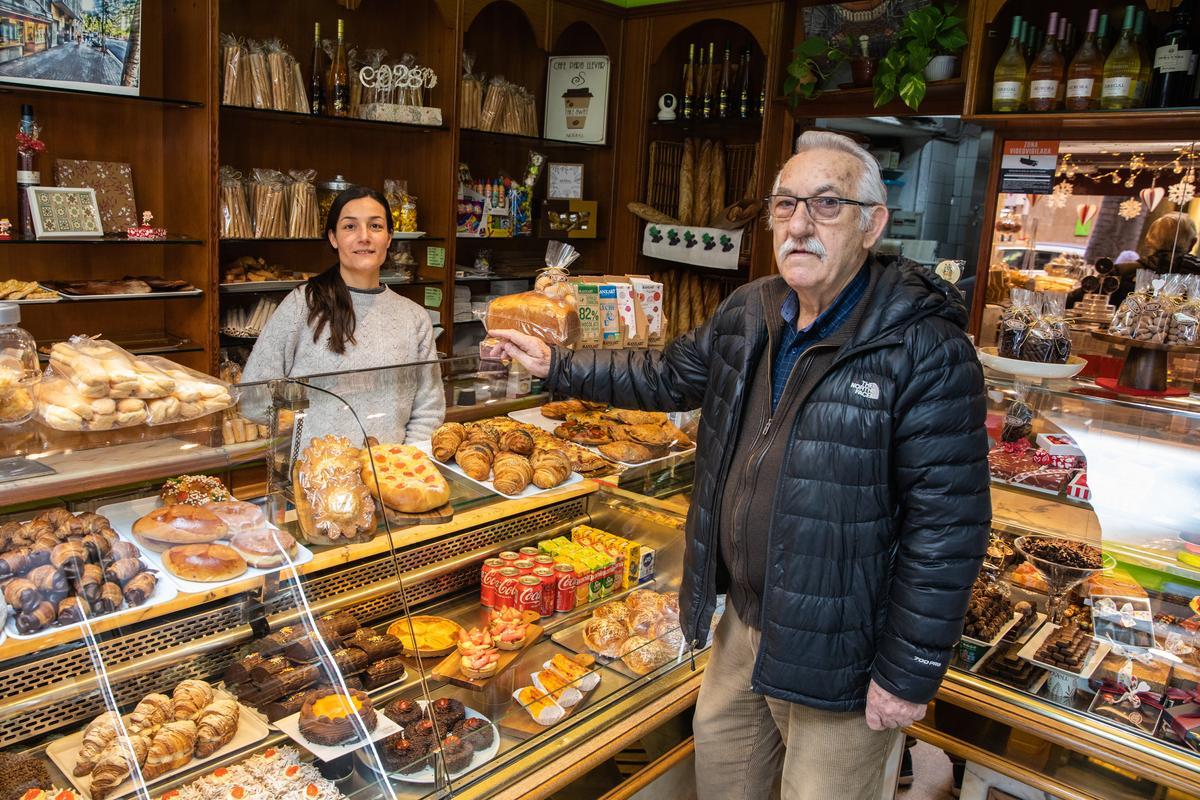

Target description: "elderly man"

left=493, top=130, right=990, bottom=799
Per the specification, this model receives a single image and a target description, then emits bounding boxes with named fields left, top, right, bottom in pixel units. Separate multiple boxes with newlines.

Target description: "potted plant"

left=873, top=3, right=968, bottom=111
left=783, top=34, right=854, bottom=105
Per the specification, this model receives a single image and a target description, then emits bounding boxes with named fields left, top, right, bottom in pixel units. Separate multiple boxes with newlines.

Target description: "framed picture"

left=26, top=187, right=104, bottom=239
left=547, top=163, right=585, bottom=199
left=545, top=56, right=610, bottom=144
left=0, top=1, right=143, bottom=97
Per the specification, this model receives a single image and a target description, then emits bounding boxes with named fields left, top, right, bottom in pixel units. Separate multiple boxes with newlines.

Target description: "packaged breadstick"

left=219, top=166, right=253, bottom=239
left=250, top=168, right=289, bottom=239
left=244, top=40, right=272, bottom=110
left=288, top=169, right=320, bottom=238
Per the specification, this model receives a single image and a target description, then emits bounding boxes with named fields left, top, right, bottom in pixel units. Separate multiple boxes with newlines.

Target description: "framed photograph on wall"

left=26, top=186, right=104, bottom=239
left=545, top=56, right=609, bottom=144
left=0, top=1, right=143, bottom=96
left=547, top=163, right=584, bottom=199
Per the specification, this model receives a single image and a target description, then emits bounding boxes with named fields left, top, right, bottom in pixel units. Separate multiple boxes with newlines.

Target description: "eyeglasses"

left=765, top=194, right=876, bottom=222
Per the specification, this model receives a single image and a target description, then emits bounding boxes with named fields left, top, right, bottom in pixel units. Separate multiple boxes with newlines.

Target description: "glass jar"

left=0, top=302, right=41, bottom=426
left=317, top=174, right=354, bottom=226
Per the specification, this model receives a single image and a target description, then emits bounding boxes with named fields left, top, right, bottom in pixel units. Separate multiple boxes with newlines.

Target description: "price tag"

left=424, top=286, right=443, bottom=307
left=426, top=246, right=445, bottom=268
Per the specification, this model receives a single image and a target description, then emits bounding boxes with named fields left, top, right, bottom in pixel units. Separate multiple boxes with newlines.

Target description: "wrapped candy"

left=1167, top=275, right=1199, bottom=346
left=1110, top=269, right=1169, bottom=342
left=1000, top=399, right=1033, bottom=443
left=998, top=288, right=1039, bottom=359
left=1021, top=291, right=1071, bottom=364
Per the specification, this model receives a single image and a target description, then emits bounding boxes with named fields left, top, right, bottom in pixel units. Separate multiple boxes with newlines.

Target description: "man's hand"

left=864, top=680, right=926, bottom=731
left=489, top=329, right=552, bottom=378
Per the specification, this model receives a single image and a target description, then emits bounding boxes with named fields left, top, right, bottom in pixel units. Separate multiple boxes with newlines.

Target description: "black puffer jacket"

left=547, top=256, right=990, bottom=710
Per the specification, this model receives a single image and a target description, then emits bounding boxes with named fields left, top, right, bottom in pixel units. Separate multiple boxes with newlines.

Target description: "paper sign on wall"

left=545, top=56, right=610, bottom=145
left=1000, top=141, right=1059, bottom=195
left=426, top=246, right=445, bottom=268
left=424, top=286, right=443, bottom=307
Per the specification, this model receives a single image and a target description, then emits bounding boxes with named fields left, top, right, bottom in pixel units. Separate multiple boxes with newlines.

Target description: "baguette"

left=709, top=141, right=726, bottom=226
left=678, top=139, right=695, bottom=226
left=695, top=140, right=713, bottom=230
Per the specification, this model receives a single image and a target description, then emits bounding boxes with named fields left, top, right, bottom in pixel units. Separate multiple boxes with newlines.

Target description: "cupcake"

left=453, top=717, right=495, bottom=752
left=381, top=732, right=431, bottom=775
left=383, top=698, right=423, bottom=728
left=439, top=735, right=473, bottom=773
left=431, top=697, right=466, bottom=729
left=409, top=718, right=439, bottom=742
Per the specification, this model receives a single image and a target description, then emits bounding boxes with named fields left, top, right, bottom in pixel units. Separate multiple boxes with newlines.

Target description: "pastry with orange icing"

left=297, top=688, right=377, bottom=746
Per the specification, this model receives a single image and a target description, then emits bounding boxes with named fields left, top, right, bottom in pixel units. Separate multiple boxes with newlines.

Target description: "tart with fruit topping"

left=298, top=688, right=377, bottom=746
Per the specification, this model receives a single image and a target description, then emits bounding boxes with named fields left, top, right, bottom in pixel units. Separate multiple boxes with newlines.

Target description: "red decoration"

left=15, top=131, right=44, bottom=155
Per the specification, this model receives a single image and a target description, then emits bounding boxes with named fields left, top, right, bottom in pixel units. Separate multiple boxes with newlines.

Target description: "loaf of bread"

left=487, top=291, right=580, bottom=346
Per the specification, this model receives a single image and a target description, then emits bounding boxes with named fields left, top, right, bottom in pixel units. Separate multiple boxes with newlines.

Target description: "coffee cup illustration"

left=562, top=86, right=593, bottom=130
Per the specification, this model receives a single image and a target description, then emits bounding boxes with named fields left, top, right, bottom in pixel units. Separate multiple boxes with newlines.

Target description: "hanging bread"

left=695, top=140, right=713, bottom=230
left=709, top=142, right=726, bottom=226
left=678, top=139, right=696, bottom=226
left=627, top=202, right=680, bottom=225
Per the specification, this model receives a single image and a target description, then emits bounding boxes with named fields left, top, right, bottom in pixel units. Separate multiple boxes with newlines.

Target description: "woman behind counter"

left=241, top=185, right=445, bottom=444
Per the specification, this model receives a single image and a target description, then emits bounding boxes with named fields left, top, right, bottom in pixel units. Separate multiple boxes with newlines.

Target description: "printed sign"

left=545, top=56, right=610, bottom=144
left=423, top=286, right=443, bottom=308
left=1000, top=141, right=1059, bottom=195
left=426, top=246, right=445, bottom=268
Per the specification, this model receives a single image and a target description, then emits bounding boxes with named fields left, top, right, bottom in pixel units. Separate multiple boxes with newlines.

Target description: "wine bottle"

left=1066, top=9, right=1103, bottom=110
left=1097, top=12, right=1111, bottom=55
left=1028, top=12, right=1065, bottom=111
left=682, top=43, right=696, bottom=120
left=1149, top=0, right=1195, bottom=107
left=702, top=42, right=715, bottom=119
left=718, top=42, right=733, bottom=118
left=15, top=105, right=39, bottom=240
left=308, top=22, right=323, bottom=116
left=327, top=18, right=350, bottom=117
left=1055, top=15, right=1069, bottom=105
left=758, top=73, right=766, bottom=116
left=1132, top=8, right=1151, bottom=104
left=738, top=47, right=752, bottom=118
left=1101, top=5, right=1140, bottom=109
left=993, top=16, right=1027, bottom=112
left=1019, top=18, right=1031, bottom=61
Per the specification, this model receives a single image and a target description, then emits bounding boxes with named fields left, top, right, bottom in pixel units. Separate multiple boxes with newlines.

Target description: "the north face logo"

left=851, top=380, right=880, bottom=400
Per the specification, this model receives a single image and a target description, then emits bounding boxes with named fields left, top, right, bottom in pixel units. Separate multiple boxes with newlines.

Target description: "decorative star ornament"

left=1046, top=182, right=1074, bottom=210
left=1118, top=198, right=1144, bottom=220
left=1168, top=179, right=1196, bottom=206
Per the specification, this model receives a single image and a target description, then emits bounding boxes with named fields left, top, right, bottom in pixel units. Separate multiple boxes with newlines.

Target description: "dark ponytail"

left=304, top=185, right=393, bottom=354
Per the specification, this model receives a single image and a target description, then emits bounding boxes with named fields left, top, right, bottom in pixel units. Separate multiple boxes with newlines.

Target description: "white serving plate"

left=960, top=610, right=1024, bottom=648
left=275, top=701, right=401, bottom=763
left=978, top=347, right=1086, bottom=380
left=411, top=439, right=584, bottom=499
left=98, top=497, right=314, bottom=594
left=1017, top=622, right=1111, bottom=679
left=507, top=407, right=695, bottom=468
left=46, top=697, right=269, bottom=800
left=354, top=700, right=499, bottom=784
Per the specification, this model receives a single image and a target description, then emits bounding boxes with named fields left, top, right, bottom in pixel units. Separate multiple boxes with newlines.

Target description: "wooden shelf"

left=0, top=236, right=202, bottom=245
left=0, top=81, right=203, bottom=108
left=220, top=104, right=448, bottom=134
left=460, top=128, right=609, bottom=150
left=647, top=116, right=763, bottom=135
left=220, top=237, right=445, bottom=243
left=964, top=107, right=1200, bottom=134
left=788, top=78, right=967, bottom=119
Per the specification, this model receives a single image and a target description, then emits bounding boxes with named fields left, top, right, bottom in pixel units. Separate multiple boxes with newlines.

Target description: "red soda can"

left=533, top=567, right=556, bottom=617
left=479, top=557, right=505, bottom=607
left=496, top=567, right=521, bottom=608
left=498, top=551, right=520, bottom=566
left=519, top=546, right=541, bottom=559
left=515, top=575, right=543, bottom=616
left=553, top=563, right=577, bottom=612
left=513, top=559, right=535, bottom=577
left=533, top=555, right=556, bottom=569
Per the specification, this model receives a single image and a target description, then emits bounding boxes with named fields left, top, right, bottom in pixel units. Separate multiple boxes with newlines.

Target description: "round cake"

left=381, top=733, right=430, bottom=774
left=452, top=717, right=494, bottom=751
left=298, top=688, right=377, bottom=746
left=439, top=734, right=472, bottom=773
left=383, top=698, right=423, bottom=728
left=430, top=697, right=466, bottom=730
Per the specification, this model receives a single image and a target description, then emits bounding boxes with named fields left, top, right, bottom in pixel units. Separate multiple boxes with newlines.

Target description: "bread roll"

left=133, top=505, right=228, bottom=546
left=163, top=543, right=247, bottom=582
left=229, top=528, right=297, bottom=569
left=487, top=291, right=580, bottom=346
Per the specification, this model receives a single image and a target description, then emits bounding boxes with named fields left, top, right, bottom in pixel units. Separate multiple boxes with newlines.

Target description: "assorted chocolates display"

left=1033, top=622, right=1094, bottom=671
left=979, top=641, right=1044, bottom=691
left=962, top=577, right=1015, bottom=642
left=997, top=288, right=1072, bottom=363
left=1020, top=537, right=1104, bottom=570
left=1110, top=270, right=1200, bottom=345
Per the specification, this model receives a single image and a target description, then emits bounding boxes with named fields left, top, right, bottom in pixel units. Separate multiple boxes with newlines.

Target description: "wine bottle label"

left=1154, top=44, right=1192, bottom=73
left=1029, top=79, right=1059, bottom=99
left=1066, top=78, right=1095, bottom=97
left=993, top=81, right=1022, bottom=100
left=16, top=170, right=39, bottom=185
left=1102, top=76, right=1132, bottom=97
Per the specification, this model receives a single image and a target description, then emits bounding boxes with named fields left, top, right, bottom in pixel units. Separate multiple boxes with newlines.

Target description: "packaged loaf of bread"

left=484, top=243, right=582, bottom=348
left=48, top=336, right=172, bottom=400
left=136, top=356, right=238, bottom=424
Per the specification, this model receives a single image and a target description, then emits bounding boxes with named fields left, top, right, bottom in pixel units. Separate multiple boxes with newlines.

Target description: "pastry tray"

left=46, top=698, right=270, bottom=800
left=508, top=407, right=696, bottom=467
left=960, top=611, right=1025, bottom=648
left=55, top=288, right=203, bottom=301
left=411, top=439, right=584, bottom=500
left=1017, top=622, right=1111, bottom=679
left=97, top=497, right=314, bottom=594
left=272, top=703, right=401, bottom=763
left=355, top=700, right=499, bottom=784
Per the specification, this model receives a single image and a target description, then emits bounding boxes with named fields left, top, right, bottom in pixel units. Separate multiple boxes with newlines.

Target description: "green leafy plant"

left=873, top=3, right=968, bottom=111
left=783, top=34, right=853, bottom=104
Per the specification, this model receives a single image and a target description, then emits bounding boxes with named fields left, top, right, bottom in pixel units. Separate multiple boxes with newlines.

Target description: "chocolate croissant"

left=107, top=541, right=141, bottom=564
left=27, top=563, right=68, bottom=600
left=493, top=452, right=533, bottom=495
left=105, top=557, right=146, bottom=587
left=455, top=440, right=496, bottom=481
left=76, top=562, right=104, bottom=604
left=50, top=540, right=88, bottom=578
left=57, top=595, right=91, bottom=625
left=431, top=422, right=467, bottom=462
left=194, top=696, right=240, bottom=757
left=171, top=679, right=214, bottom=721
left=81, top=531, right=113, bottom=563
left=143, top=718, right=199, bottom=775
left=75, top=711, right=121, bottom=776
left=0, top=549, right=30, bottom=579
left=123, top=570, right=158, bottom=606
left=500, top=428, right=535, bottom=455
left=90, top=734, right=150, bottom=800
left=4, top=576, right=43, bottom=613
left=128, top=693, right=173, bottom=734
left=531, top=448, right=573, bottom=489
left=25, top=538, right=53, bottom=568
left=16, top=599, right=56, bottom=634
left=95, top=581, right=124, bottom=614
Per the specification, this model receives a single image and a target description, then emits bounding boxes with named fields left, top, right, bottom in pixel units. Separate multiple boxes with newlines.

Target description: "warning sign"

left=1000, top=141, right=1059, bottom=195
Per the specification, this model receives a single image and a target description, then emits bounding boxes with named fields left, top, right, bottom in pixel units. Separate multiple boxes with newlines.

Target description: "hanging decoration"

left=1118, top=198, right=1144, bottom=221
left=1168, top=178, right=1196, bottom=207
left=1074, top=203, right=1098, bottom=236
left=1046, top=181, right=1074, bottom=209
left=1139, top=186, right=1166, bottom=213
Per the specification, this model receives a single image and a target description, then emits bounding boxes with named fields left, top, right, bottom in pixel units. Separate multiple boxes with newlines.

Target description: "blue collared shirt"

left=771, top=264, right=870, bottom=412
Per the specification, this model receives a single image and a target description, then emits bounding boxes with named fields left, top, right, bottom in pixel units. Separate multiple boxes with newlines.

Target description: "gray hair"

left=772, top=131, right=888, bottom=230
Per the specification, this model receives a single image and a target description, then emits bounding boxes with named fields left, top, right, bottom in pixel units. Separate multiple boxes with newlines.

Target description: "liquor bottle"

left=15, top=105, right=40, bottom=240
left=1021, top=24, right=1035, bottom=107
left=327, top=18, right=350, bottom=117
left=308, top=22, right=323, bottom=116
left=758, top=73, right=766, bottom=116
left=1149, top=0, right=1195, bottom=107
left=1028, top=12, right=1064, bottom=110
left=1097, top=13, right=1111, bottom=55
left=992, top=16, right=1027, bottom=112
left=1019, top=18, right=1031, bottom=61
left=1066, top=9, right=1103, bottom=110
left=682, top=43, right=696, bottom=120
left=738, top=47, right=753, bottom=118
left=1055, top=15, right=1069, bottom=105
left=718, top=42, right=733, bottom=118
left=701, top=42, right=716, bottom=118
left=1101, top=5, right=1140, bottom=109
left=1132, top=8, right=1151, bottom=104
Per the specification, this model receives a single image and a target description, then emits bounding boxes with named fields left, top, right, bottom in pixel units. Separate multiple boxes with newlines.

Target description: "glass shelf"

left=221, top=237, right=446, bottom=243
left=220, top=104, right=447, bottom=134
left=0, top=235, right=201, bottom=245
left=0, top=81, right=203, bottom=108
left=459, top=128, right=608, bottom=150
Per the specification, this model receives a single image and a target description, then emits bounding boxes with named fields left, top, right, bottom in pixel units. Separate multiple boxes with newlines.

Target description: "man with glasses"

left=491, top=130, right=989, bottom=799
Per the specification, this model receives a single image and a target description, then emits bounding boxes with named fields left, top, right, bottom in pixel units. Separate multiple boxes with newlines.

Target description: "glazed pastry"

left=293, top=435, right=376, bottom=543
left=656, top=593, right=680, bottom=620
left=627, top=609, right=659, bottom=637
left=530, top=448, right=572, bottom=489
left=454, top=440, right=495, bottom=481
left=597, top=441, right=654, bottom=464
left=89, top=735, right=150, bottom=800
left=5, top=574, right=43, bottom=610
left=104, top=557, right=146, bottom=587
left=76, top=511, right=115, bottom=536
left=128, top=693, right=174, bottom=733
left=142, top=720, right=198, bottom=779
left=515, top=685, right=566, bottom=727
left=466, top=422, right=500, bottom=445
left=74, top=711, right=122, bottom=776
left=533, top=668, right=583, bottom=708
left=583, top=618, right=628, bottom=659
left=499, top=428, right=535, bottom=455
left=249, top=655, right=292, bottom=683
left=593, top=601, right=630, bottom=626
left=172, top=679, right=215, bottom=721
left=27, top=563, right=68, bottom=600
left=16, top=600, right=56, bottom=634
left=492, top=452, right=532, bottom=495
left=123, top=570, right=158, bottom=606
left=625, top=589, right=660, bottom=611
left=431, top=422, right=466, bottom=462
left=345, top=630, right=402, bottom=661
left=194, top=696, right=240, bottom=757
left=620, top=636, right=669, bottom=676
left=364, top=656, right=407, bottom=689
left=57, top=596, right=91, bottom=626
left=95, top=581, right=124, bottom=615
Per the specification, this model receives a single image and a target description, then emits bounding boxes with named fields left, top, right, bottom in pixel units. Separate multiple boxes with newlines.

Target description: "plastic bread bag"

left=997, top=288, right=1038, bottom=359
left=220, top=33, right=250, bottom=107
left=47, top=336, right=173, bottom=400
left=287, top=169, right=320, bottom=239
left=250, top=168, right=289, bottom=239
left=482, top=243, right=582, bottom=358
left=219, top=166, right=252, bottom=239
left=243, top=39, right=272, bottom=110
left=136, top=356, right=238, bottom=425
left=461, top=52, right=483, bottom=129
left=261, top=38, right=294, bottom=111
left=35, top=373, right=148, bottom=431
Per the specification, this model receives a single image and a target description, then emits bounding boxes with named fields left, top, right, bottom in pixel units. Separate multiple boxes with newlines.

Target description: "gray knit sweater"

left=241, top=285, right=445, bottom=447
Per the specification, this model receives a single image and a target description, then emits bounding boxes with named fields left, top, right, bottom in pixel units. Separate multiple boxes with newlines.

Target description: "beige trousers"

left=693, top=605, right=903, bottom=800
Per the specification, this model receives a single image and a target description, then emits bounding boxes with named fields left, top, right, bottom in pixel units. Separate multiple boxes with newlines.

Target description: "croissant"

left=36, top=507, right=75, bottom=529
left=431, top=422, right=466, bottom=462
left=4, top=577, right=42, bottom=613
left=500, top=429, right=535, bottom=456
left=25, top=538, right=52, bottom=568
left=105, top=557, right=146, bottom=587
left=123, top=570, right=158, bottom=606
left=129, top=693, right=173, bottom=734
left=531, top=448, right=573, bottom=489
left=51, top=540, right=88, bottom=578
left=455, top=440, right=496, bottom=481
left=76, top=562, right=104, bottom=604
left=172, top=679, right=214, bottom=721
left=96, top=581, right=124, bottom=614
left=81, top=531, right=112, bottom=563
left=107, top=540, right=141, bottom=564
left=0, top=549, right=29, bottom=579
left=142, top=720, right=197, bottom=779
left=194, top=696, right=241, bottom=757
left=467, top=422, right=500, bottom=445
left=75, top=710, right=122, bottom=776
left=492, top=452, right=533, bottom=495
left=90, top=734, right=150, bottom=800
left=58, top=595, right=91, bottom=625
left=76, top=511, right=116, bottom=535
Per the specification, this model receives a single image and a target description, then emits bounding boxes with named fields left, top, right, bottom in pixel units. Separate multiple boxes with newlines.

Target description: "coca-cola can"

left=498, top=551, right=520, bottom=566
left=496, top=567, right=521, bottom=609
left=515, top=575, right=543, bottom=616
left=553, top=563, right=577, bottom=613
left=533, top=566, right=556, bottom=617
left=519, top=546, right=541, bottom=559
left=513, top=559, right=535, bottom=577
left=533, top=555, right=556, bottom=569
left=479, top=557, right=505, bottom=607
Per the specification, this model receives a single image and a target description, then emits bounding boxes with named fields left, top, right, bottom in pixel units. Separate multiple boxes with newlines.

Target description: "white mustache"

left=777, top=237, right=826, bottom=261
